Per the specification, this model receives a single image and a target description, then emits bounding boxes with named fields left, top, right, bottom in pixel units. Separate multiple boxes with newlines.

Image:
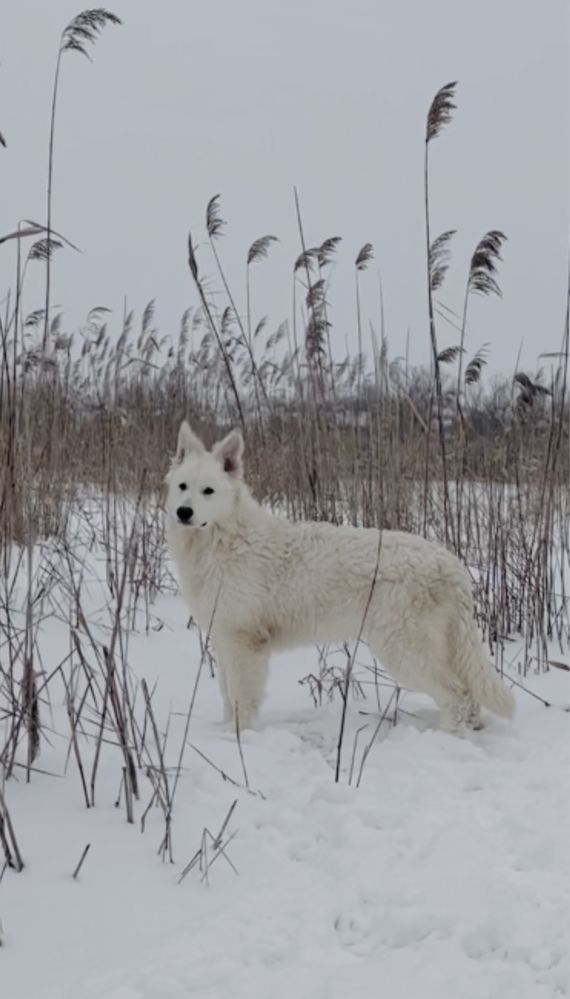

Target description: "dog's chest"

left=179, top=543, right=243, bottom=625
left=183, top=559, right=221, bottom=614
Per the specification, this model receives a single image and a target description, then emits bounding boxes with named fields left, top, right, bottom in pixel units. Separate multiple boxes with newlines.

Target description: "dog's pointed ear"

left=175, top=421, right=205, bottom=463
left=212, top=428, right=244, bottom=477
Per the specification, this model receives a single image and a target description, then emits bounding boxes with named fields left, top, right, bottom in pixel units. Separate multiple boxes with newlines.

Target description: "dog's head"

left=165, top=421, right=244, bottom=530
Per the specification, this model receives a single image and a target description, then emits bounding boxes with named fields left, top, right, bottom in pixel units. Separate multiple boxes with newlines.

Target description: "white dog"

left=165, top=421, right=514, bottom=732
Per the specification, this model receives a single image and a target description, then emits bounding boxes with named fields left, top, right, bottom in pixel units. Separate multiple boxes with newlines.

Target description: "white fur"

left=165, top=421, right=515, bottom=732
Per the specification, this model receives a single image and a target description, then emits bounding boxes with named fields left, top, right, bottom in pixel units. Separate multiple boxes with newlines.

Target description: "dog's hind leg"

left=465, top=698, right=484, bottom=731
left=436, top=689, right=484, bottom=733
left=369, top=635, right=476, bottom=734
left=214, top=634, right=270, bottom=730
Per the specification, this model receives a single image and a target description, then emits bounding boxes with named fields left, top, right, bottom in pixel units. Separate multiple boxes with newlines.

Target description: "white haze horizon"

left=1, top=0, right=568, bottom=378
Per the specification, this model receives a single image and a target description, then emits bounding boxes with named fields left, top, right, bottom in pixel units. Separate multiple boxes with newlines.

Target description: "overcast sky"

left=1, top=0, right=568, bottom=375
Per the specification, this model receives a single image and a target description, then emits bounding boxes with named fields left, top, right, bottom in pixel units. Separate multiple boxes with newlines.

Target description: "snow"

left=1, top=536, right=568, bottom=999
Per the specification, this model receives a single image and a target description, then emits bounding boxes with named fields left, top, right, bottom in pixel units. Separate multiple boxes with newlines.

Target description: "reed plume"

left=206, top=195, right=226, bottom=240
left=247, top=236, right=278, bottom=265
left=429, top=230, right=456, bottom=290
left=464, top=344, right=489, bottom=385
left=318, top=237, right=342, bottom=269
left=426, top=81, right=458, bottom=142
left=467, top=230, right=507, bottom=297
left=355, top=243, right=374, bottom=271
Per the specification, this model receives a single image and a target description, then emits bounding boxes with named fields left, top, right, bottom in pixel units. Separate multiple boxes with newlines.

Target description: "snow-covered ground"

left=1, top=536, right=569, bottom=999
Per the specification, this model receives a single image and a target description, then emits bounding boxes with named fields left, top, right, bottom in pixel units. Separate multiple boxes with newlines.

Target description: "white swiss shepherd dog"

left=165, top=421, right=514, bottom=733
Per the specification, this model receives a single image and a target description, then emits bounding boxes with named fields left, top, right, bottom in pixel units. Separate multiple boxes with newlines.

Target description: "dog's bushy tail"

left=453, top=604, right=515, bottom=719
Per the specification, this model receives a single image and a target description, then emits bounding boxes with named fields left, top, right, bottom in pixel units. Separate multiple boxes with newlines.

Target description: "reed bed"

left=0, top=22, right=567, bottom=873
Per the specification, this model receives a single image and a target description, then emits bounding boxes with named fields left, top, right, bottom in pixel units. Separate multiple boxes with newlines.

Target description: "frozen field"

left=1, top=528, right=568, bottom=999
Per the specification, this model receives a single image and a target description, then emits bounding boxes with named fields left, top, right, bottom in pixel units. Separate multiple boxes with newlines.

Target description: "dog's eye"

left=179, top=483, right=187, bottom=491
left=202, top=487, right=214, bottom=496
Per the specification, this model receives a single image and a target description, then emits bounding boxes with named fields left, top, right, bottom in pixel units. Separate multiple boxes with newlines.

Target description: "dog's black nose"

left=177, top=506, right=193, bottom=524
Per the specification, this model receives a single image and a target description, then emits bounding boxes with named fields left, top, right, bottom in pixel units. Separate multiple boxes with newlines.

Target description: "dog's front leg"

left=214, top=635, right=269, bottom=730
left=215, top=659, right=233, bottom=724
